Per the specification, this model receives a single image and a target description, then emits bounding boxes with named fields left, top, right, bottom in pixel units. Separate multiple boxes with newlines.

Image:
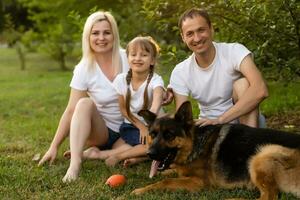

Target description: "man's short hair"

left=178, top=8, right=211, bottom=32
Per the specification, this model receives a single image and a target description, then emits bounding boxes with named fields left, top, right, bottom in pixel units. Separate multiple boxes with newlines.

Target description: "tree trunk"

left=15, top=42, right=26, bottom=70
left=58, top=47, right=68, bottom=71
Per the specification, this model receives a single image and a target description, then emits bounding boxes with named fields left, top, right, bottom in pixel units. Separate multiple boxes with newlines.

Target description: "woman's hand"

left=38, top=147, right=58, bottom=166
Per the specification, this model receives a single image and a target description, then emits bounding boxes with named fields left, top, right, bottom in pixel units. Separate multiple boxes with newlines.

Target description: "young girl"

left=88, top=36, right=164, bottom=167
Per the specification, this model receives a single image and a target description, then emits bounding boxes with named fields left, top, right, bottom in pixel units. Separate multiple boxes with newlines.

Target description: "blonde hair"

left=125, top=36, right=160, bottom=120
left=80, top=11, right=121, bottom=74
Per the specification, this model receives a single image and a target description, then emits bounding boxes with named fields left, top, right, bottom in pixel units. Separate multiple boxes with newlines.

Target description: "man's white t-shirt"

left=170, top=42, right=251, bottom=120
left=70, top=49, right=129, bottom=132
left=113, top=73, right=164, bottom=124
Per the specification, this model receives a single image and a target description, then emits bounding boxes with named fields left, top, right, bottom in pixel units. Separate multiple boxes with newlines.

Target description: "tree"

left=141, top=0, right=300, bottom=81
left=18, top=0, right=83, bottom=70
left=1, top=0, right=34, bottom=70
left=18, top=0, right=155, bottom=70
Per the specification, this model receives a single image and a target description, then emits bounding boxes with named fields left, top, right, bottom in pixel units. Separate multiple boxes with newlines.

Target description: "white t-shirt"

left=113, top=73, right=164, bottom=124
left=70, top=49, right=129, bottom=132
left=170, top=42, right=251, bottom=120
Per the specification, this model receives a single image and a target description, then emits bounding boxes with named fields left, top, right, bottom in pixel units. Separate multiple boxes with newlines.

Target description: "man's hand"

left=194, top=118, right=223, bottom=127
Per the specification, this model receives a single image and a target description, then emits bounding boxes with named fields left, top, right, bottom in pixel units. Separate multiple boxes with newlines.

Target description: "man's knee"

left=233, top=78, right=249, bottom=103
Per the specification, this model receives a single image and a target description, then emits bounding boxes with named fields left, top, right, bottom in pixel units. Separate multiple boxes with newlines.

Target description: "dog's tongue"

left=149, top=160, right=160, bottom=178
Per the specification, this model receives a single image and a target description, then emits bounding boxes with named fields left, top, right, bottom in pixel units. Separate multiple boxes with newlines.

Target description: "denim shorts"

left=99, top=128, right=120, bottom=150
left=119, top=122, right=140, bottom=146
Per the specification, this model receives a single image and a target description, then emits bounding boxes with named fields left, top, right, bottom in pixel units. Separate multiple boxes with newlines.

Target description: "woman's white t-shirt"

left=70, top=49, right=129, bottom=132
left=113, top=72, right=164, bottom=124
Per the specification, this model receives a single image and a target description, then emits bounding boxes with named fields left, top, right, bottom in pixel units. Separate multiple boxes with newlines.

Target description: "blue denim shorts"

left=99, top=128, right=120, bottom=150
left=119, top=122, right=140, bottom=146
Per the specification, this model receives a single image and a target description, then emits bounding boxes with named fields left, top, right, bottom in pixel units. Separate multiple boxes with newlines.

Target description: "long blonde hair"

left=80, top=11, right=121, bottom=74
left=125, top=36, right=160, bottom=121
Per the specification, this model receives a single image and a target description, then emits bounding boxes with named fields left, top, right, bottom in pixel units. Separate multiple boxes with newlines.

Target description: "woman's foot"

left=83, top=146, right=108, bottom=160
left=123, top=157, right=149, bottom=168
left=62, top=161, right=81, bottom=183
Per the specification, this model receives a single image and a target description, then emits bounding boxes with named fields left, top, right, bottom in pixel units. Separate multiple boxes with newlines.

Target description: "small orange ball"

left=105, top=174, right=126, bottom=188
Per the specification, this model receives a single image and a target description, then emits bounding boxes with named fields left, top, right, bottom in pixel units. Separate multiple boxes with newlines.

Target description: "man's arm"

left=218, top=54, right=268, bottom=124
left=174, top=92, right=189, bottom=111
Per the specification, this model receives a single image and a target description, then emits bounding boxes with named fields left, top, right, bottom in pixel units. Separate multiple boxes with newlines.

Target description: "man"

left=168, top=8, right=268, bottom=127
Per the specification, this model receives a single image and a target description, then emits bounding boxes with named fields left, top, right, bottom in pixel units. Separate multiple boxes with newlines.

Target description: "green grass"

left=261, top=81, right=300, bottom=115
left=0, top=47, right=299, bottom=199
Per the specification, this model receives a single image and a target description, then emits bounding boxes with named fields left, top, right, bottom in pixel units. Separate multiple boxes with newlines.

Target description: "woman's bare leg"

left=63, top=138, right=130, bottom=160
left=62, top=98, right=109, bottom=182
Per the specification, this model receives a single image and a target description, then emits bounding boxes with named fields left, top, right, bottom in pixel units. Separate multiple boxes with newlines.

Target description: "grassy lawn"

left=0, top=47, right=299, bottom=199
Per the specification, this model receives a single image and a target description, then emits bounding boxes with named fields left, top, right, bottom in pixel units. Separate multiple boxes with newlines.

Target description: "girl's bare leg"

left=62, top=98, right=109, bottom=182
left=123, top=156, right=149, bottom=168
left=105, top=144, right=147, bottom=167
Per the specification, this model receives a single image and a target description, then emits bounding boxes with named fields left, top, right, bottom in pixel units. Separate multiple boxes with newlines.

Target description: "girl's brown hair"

left=125, top=36, right=160, bottom=121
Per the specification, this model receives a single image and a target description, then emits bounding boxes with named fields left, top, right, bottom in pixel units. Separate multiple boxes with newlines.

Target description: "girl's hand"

left=38, top=147, right=58, bottom=166
left=139, top=126, right=149, bottom=145
left=162, top=88, right=174, bottom=106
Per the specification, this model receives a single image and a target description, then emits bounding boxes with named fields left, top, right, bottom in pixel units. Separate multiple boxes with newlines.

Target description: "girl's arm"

left=118, top=95, right=148, bottom=145
left=118, top=95, right=146, bottom=130
left=149, top=86, right=164, bottom=114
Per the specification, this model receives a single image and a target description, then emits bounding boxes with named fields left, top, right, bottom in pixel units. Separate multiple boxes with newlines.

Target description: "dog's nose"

left=147, top=148, right=158, bottom=160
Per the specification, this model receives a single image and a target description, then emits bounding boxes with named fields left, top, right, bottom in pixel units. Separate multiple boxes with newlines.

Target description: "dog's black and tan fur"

left=132, top=101, right=300, bottom=200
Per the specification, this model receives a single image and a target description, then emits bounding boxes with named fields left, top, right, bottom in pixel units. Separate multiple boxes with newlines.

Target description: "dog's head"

left=138, top=101, right=194, bottom=178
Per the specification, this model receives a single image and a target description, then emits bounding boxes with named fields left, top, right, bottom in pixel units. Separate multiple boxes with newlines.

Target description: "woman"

left=38, top=11, right=129, bottom=182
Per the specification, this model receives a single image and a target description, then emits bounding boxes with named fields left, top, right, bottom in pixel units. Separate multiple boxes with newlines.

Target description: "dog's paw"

left=131, top=188, right=146, bottom=195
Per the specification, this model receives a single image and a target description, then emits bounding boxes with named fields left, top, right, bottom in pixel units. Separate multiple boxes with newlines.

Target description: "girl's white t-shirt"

left=113, top=72, right=164, bottom=124
left=170, top=42, right=251, bottom=120
left=70, top=49, right=129, bottom=132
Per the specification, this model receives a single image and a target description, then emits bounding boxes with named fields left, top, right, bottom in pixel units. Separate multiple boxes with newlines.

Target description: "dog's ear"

left=138, top=110, right=157, bottom=127
left=175, top=101, right=193, bottom=124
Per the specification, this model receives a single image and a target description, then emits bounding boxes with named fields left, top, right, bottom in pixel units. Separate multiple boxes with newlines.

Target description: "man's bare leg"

left=233, top=78, right=259, bottom=127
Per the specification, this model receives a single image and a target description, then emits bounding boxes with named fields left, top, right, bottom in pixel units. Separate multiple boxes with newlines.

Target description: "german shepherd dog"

left=132, top=101, right=300, bottom=200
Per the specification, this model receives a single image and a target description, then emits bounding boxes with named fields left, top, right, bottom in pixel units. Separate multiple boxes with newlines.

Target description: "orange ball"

left=105, top=174, right=126, bottom=188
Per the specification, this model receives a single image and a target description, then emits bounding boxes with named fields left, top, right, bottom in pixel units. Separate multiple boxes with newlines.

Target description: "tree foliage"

left=142, top=0, right=300, bottom=81
left=1, top=0, right=299, bottom=80
left=12, top=0, right=155, bottom=70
